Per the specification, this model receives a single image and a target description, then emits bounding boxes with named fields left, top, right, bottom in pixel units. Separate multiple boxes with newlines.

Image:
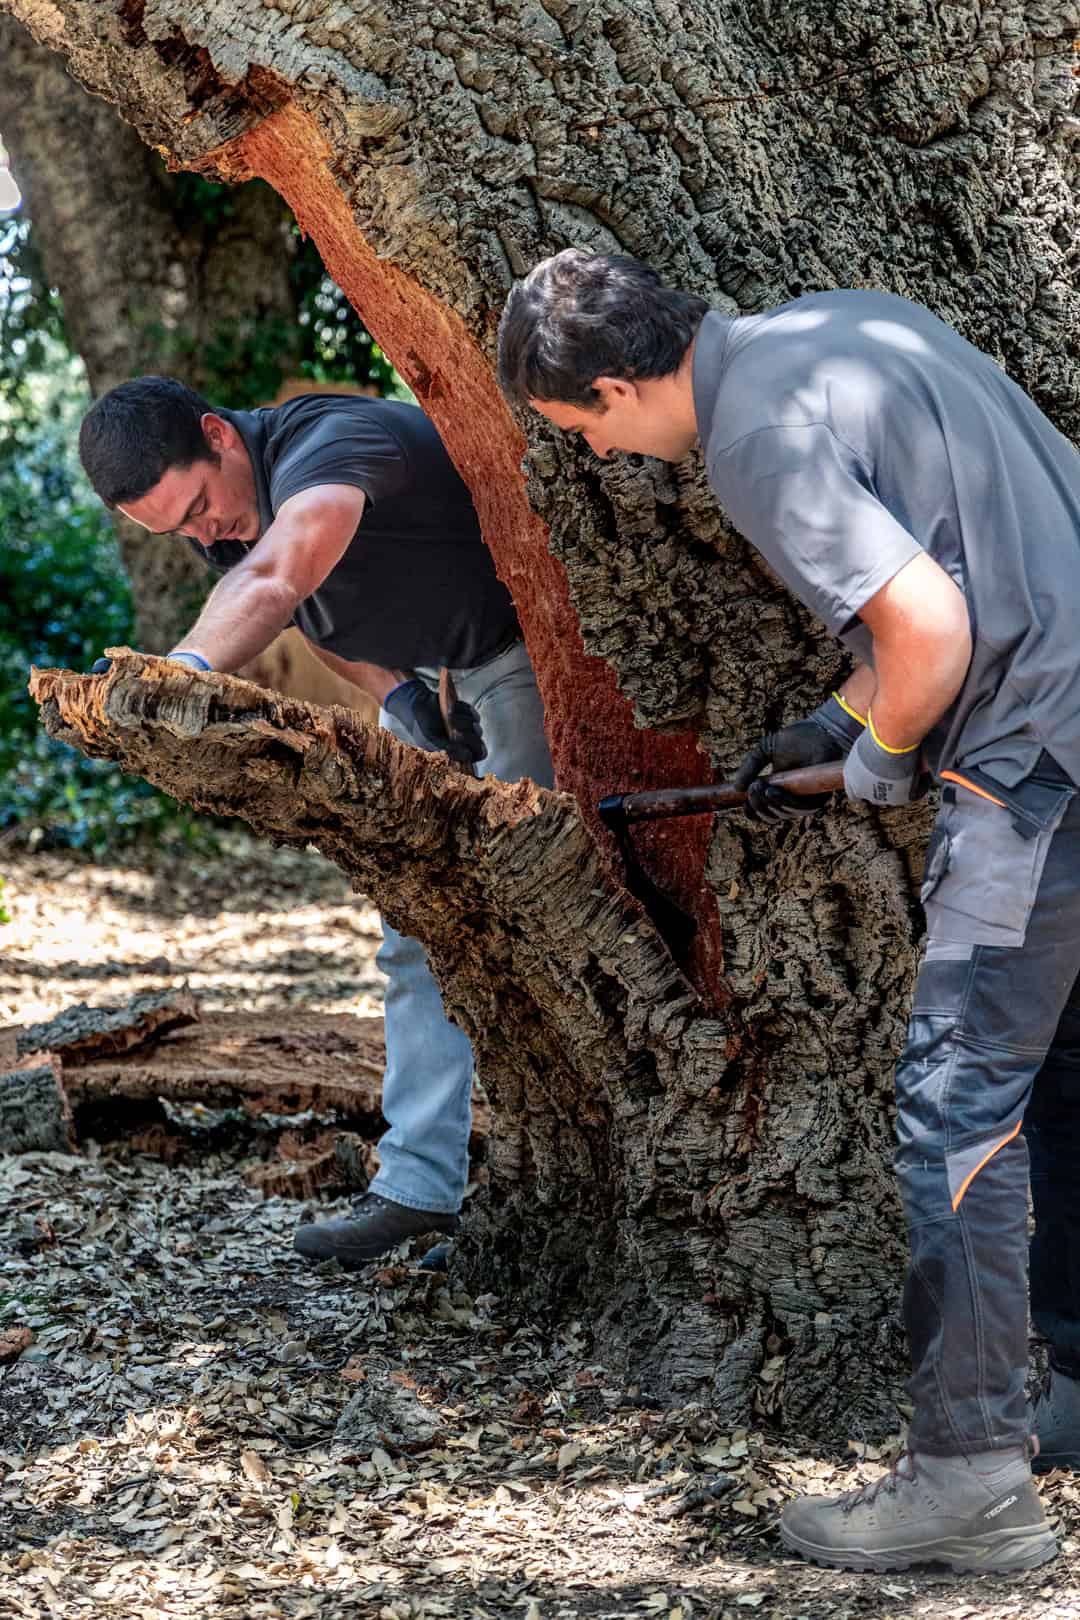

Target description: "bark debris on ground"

left=1, top=837, right=1078, bottom=1619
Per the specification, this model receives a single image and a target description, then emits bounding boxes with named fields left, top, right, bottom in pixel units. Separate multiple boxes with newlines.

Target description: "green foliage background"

left=0, top=176, right=398, bottom=856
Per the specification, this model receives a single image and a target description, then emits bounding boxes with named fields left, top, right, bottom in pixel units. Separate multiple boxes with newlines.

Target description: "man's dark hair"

left=78, top=376, right=219, bottom=507
left=497, top=248, right=709, bottom=410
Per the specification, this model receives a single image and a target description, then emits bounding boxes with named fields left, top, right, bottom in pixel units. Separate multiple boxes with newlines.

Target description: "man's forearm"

left=848, top=551, right=973, bottom=750
left=866, top=636, right=970, bottom=749
left=173, top=571, right=300, bottom=672
left=840, top=638, right=969, bottom=751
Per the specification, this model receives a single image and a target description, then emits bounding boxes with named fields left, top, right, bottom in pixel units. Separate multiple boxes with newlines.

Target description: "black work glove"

left=384, top=677, right=486, bottom=765
left=90, top=651, right=212, bottom=675
left=733, top=694, right=865, bottom=824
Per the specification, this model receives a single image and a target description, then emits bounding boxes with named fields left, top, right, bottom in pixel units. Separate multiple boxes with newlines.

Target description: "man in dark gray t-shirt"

left=79, top=379, right=553, bottom=1270
left=189, top=393, right=522, bottom=674
left=500, top=248, right=1080, bottom=1574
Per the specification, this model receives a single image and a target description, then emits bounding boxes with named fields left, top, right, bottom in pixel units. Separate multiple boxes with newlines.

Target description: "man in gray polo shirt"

left=79, top=379, right=553, bottom=1268
left=499, top=248, right=1080, bottom=1573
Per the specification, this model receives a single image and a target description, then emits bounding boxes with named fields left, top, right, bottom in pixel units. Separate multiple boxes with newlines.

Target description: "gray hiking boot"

left=293, top=1193, right=457, bottom=1270
left=780, top=1447, right=1056, bottom=1573
left=1033, top=1365, right=1080, bottom=1472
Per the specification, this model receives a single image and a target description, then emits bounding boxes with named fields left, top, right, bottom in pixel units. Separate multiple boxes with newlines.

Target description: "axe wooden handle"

left=437, top=668, right=474, bottom=775
left=599, top=761, right=847, bottom=827
left=437, top=668, right=457, bottom=733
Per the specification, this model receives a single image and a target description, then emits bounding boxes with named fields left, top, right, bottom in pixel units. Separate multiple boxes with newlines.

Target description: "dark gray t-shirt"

left=187, top=394, right=519, bottom=670
left=693, top=291, right=1080, bottom=785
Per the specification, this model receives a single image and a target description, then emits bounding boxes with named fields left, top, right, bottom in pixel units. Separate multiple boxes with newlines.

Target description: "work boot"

left=1033, top=1363, right=1080, bottom=1472
left=293, top=1193, right=458, bottom=1270
left=780, top=1447, right=1056, bottom=1573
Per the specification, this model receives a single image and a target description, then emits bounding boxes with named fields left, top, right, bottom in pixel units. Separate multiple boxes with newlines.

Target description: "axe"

left=438, top=668, right=477, bottom=775
left=598, top=761, right=847, bottom=963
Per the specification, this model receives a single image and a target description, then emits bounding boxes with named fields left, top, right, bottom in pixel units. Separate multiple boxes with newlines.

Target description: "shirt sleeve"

left=268, top=412, right=409, bottom=513
left=709, top=423, right=924, bottom=636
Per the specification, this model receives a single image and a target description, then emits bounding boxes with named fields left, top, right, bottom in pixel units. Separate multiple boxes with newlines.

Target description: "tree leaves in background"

left=165, top=173, right=406, bottom=407
left=0, top=210, right=66, bottom=452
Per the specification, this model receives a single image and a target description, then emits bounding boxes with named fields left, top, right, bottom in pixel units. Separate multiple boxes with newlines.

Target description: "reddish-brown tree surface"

left=10, top=0, right=1080, bottom=1439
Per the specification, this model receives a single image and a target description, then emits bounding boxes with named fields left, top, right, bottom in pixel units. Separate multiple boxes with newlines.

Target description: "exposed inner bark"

left=216, top=102, right=725, bottom=999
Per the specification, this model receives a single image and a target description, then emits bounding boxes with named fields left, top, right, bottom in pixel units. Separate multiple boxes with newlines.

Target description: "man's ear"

left=591, top=375, right=636, bottom=407
left=201, top=412, right=236, bottom=453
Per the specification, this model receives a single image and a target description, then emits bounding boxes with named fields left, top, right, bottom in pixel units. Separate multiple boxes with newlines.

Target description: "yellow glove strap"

left=867, top=708, right=919, bottom=755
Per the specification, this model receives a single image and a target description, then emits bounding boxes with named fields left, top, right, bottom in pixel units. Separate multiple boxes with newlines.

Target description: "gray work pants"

left=897, top=753, right=1079, bottom=1453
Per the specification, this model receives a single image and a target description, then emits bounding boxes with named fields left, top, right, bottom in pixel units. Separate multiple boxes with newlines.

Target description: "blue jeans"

left=371, top=639, right=554, bottom=1213
left=898, top=755, right=1080, bottom=1453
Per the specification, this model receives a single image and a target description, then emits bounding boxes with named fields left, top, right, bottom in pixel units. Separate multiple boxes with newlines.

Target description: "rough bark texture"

left=11, top=994, right=444, bottom=1127
left=0, top=1058, right=73, bottom=1155
left=242, top=1130, right=378, bottom=1201
left=31, top=654, right=908, bottom=1433
left=59, top=1009, right=385, bottom=1112
left=47, top=1008, right=489, bottom=1199
left=10, top=0, right=1080, bottom=1436
left=14, top=989, right=200, bottom=1066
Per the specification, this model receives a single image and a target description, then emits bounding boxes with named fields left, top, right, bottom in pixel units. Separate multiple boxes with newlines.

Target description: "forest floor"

left=2, top=836, right=1079, bottom=1620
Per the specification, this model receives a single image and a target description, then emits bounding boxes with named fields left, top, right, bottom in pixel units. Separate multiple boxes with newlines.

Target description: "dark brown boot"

left=293, top=1193, right=457, bottom=1269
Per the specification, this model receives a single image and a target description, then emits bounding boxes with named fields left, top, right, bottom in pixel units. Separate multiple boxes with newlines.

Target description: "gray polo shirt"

left=184, top=394, right=520, bottom=671
left=693, top=291, right=1080, bottom=786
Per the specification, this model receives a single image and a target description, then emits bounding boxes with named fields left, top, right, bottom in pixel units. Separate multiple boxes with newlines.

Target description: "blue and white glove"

left=383, top=677, right=486, bottom=766
left=164, top=651, right=213, bottom=672
left=90, top=651, right=212, bottom=675
left=843, top=712, right=927, bottom=806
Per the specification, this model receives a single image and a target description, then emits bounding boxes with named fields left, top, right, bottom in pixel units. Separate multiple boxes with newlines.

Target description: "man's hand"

left=733, top=694, right=865, bottom=824
left=384, top=678, right=486, bottom=765
left=90, top=651, right=212, bottom=675
left=843, top=713, right=928, bottom=807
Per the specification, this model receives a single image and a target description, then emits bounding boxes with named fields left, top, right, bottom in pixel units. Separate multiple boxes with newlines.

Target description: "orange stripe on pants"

left=951, top=1119, right=1023, bottom=1212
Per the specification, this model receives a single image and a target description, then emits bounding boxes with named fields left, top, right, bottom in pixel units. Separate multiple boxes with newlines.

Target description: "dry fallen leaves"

left=240, top=1448, right=272, bottom=1485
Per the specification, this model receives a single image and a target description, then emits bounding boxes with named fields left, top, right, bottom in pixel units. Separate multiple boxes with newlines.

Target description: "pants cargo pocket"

left=921, top=774, right=1072, bottom=949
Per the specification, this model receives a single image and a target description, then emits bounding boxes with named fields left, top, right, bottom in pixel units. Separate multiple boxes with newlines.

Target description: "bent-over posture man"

left=498, top=249, right=1080, bottom=1573
left=79, top=379, right=553, bottom=1265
